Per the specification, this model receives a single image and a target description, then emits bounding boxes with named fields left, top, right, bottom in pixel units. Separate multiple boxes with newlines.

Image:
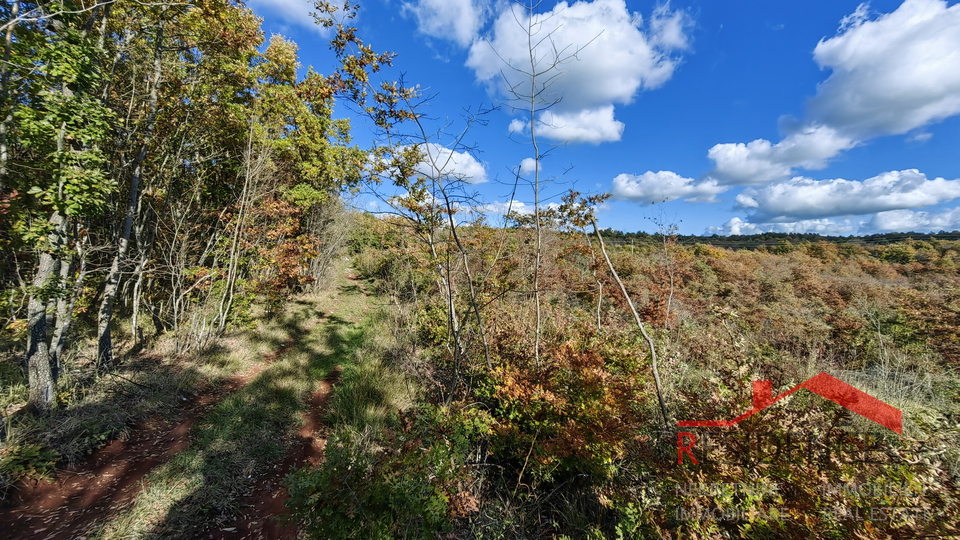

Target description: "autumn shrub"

left=326, top=225, right=960, bottom=539
left=482, top=329, right=654, bottom=483
left=636, top=361, right=959, bottom=539
left=287, top=405, right=492, bottom=539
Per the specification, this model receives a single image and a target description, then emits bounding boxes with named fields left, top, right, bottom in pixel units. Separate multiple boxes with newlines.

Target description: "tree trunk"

left=216, top=123, right=257, bottom=334
left=26, top=211, right=66, bottom=410
left=97, top=18, right=164, bottom=366
left=0, top=0, right=18, bottom=188
left=52, top=229, right=88, bottom=366
left=439, top=188, right=492, bottom=370
left=591, top=219, right=670, bottom=429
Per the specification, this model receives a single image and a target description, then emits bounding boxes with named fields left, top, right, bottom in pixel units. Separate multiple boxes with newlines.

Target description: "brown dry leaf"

left=449, top=490, right=480, bottom=517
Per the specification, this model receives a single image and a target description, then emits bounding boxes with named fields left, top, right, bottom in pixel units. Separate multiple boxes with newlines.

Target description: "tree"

left=9, top=3, right=114, bottom=409
left=560, top=190, right=670, bottom=428
left=484, top=0, right=597, bottom=365
left=2, top=0, right=410, bottom=409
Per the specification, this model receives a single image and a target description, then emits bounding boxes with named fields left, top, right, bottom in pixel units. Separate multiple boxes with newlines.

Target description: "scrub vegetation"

left=287, top=212, right=960, bottom=539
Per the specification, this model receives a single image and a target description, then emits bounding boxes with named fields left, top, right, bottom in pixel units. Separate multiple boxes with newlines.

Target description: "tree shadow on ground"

left=143, top=306, right=368, bottom=537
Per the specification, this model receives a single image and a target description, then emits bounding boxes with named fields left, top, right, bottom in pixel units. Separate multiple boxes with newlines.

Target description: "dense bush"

left=289, top=229, right=960, bottom=539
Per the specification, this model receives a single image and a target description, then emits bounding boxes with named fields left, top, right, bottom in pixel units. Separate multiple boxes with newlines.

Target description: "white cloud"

left=508, top=118, right=526, bottom=134
left=402, top=0, right=492, bottom=47
left=713, top=205, right=960, bottom=236
left=247, top=0, right=329, bottom=35
left=480, top=199, right=560, bottom=216
left=838, top=2, right=871, bottom=32
left=707, top=217, right=858, bottom=236
left=411, top=143, right=489, bottom=184
left=519, top=157, right=541, bottom=175
left=648, top=4, right=692, bottom=51
left=708, top=125, right=856, bottom=185
left=809, top=0, right=960, bottom=138
left=735, top=169, right=960, bottom=222
left=481, top=200, right=529, bottom=215
left=707, top=140, right=792, bottom=186
left=467, top=0, right=690, bottom=143
left=863, top=207, right=960, bottom=232
left=536, top=106, right=625, bottom=145
left=611, top=170, right=724, bottom=204
left=702, top=0, right=960, bottom=188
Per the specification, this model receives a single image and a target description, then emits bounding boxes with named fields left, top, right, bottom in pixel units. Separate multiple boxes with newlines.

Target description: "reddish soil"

left=0, top=367, right=264, bottom=540
left=204, top=366, right=342, bottom=540
left=0, top=358, right=342, bottom=540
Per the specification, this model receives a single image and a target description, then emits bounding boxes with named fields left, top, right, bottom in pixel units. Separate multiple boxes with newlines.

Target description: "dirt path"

left=204, top=366, right=343, bottom=540
left=199, top=265, right=368, bottom=539
left=0, top=347, right=344, bottom=540
left=0, top=368, right=263, bottom=540
left=1, top=263, right=369, bottom=539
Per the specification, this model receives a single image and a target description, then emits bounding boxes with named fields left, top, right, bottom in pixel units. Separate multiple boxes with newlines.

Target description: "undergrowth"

left=0, top=340, right=236, bottom=504
left=283, top=221, right=960, bottom=540
left=91, top=294, right=355, bottom=538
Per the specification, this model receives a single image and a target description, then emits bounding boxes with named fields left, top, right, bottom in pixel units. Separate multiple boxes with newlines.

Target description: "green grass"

left=3, top=255, right=421, bottom=538
left=90, top=297, right=357, bottom=538
left=89, top=257, right=403, bottom=538
left=325, top=320, right=417, bottom=435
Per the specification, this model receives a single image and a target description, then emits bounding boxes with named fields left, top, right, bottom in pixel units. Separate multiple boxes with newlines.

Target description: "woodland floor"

left=0, top=260, right=372, bottom=539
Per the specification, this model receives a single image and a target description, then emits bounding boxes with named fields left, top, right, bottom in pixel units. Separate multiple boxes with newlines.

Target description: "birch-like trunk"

left=591, top=219, right=670, bottom=428
left=26, top=212, right=66, bottom=410
left=97, top=18, right=163, bottom=366
left=0, top=0, right=17, bottom=188
left=216, top=124, right=257, bottom=334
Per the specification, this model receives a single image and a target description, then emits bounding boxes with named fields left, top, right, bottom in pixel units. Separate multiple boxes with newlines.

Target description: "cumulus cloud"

left=508, top=119, right=526, bottom=134
left=707, top=168, right=960, bottom=235
left=863, top=207, right=960, bottom=232
left=248, top=0, right=329, bottom=35
left=611, top=170, right=724, bottom=204
left=709, top=205, right=960, bottom=236
left=519, top=157, right=541, bottom=175
left=507, top=107, right=626, bottom=144
left=480, top=199, right=560, bottom=216
left=735, top=169, right=960, bottom=222
left=704, top=0, right=960, bottom=186
left=707, top=217, right=858, bottom=236
left=536, top=107, right=625, bottom=144
left=402, top=0, right=492, bottom=47
left=481, top=200, right=528, bottom=215
left=411, top=143, right=489, bottom=184
left=708, top=125, right=857, bottom=185
left=809, top=0, right=960, bottom=138
left=467, top=0, right=690, bottom=143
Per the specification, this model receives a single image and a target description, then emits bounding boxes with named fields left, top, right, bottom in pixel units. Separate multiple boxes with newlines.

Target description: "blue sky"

left=247, top=0, right=960, bottom=236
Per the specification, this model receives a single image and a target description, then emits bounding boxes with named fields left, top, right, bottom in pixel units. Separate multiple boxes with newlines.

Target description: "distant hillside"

left=599, top=229, right=960, bottom=250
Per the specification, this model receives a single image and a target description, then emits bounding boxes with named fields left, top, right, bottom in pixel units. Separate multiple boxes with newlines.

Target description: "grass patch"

left=0, top=317, right=268, bottom=481
left=285, top=261, right=433, bottom=539
left=325, top=331, right=417, bottom=434
left=92, top=289, right=376, bottom=538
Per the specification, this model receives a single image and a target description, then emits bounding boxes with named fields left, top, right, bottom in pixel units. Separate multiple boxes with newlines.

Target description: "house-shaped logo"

left=677, top=372, right=902, bottom=434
